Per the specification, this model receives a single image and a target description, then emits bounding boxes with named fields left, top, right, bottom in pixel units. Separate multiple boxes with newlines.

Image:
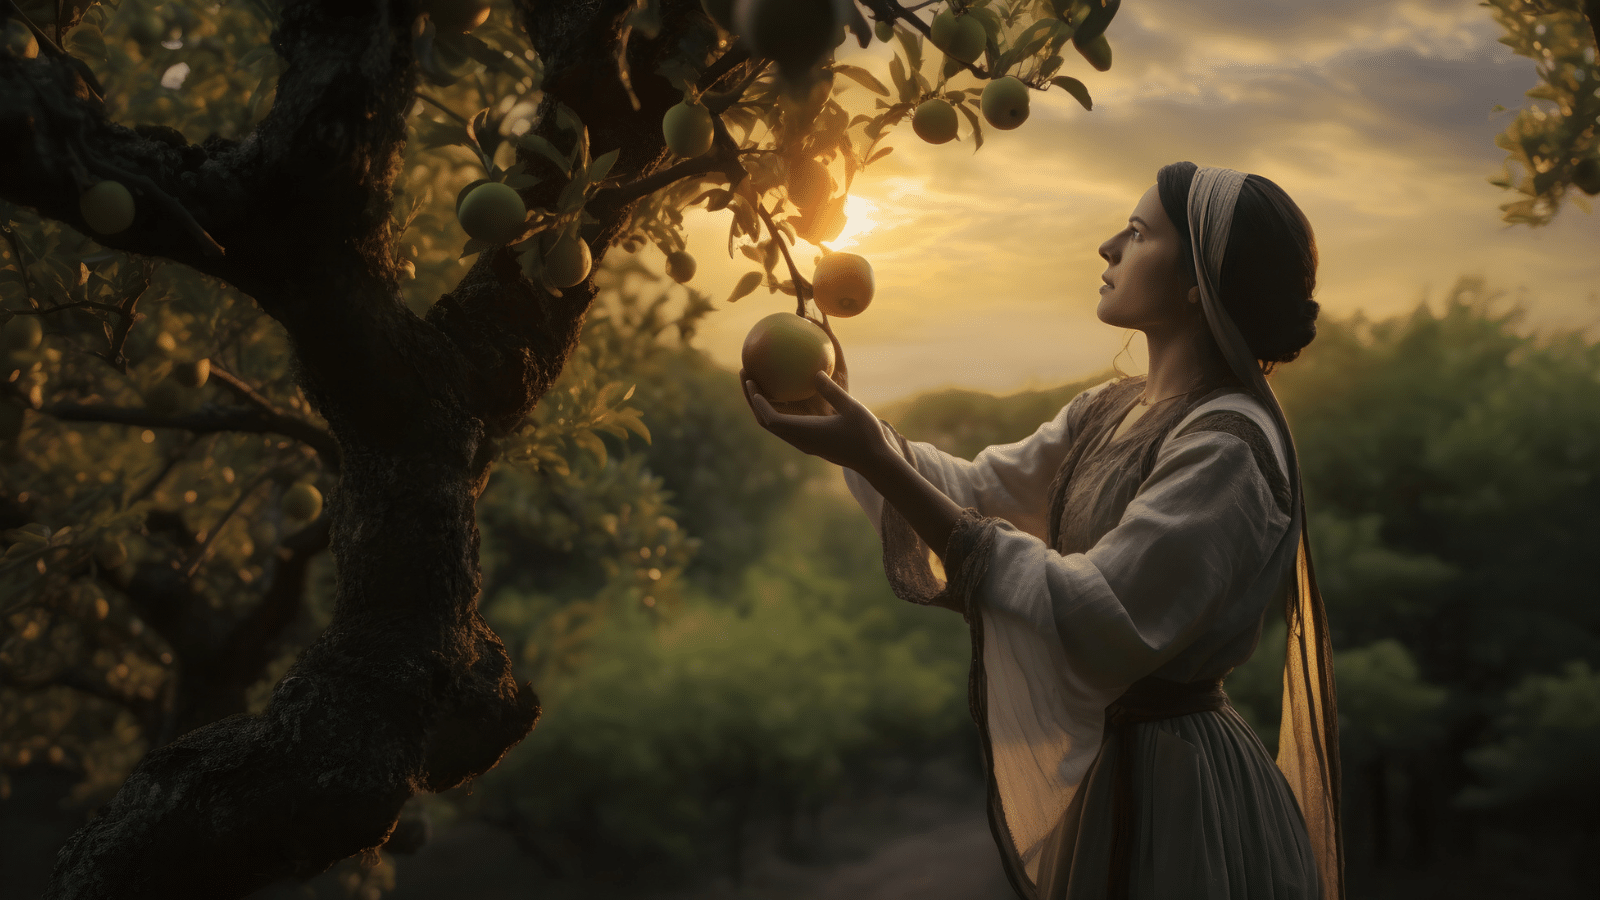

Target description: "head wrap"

left=1188, top=167, right=1345, bottom=900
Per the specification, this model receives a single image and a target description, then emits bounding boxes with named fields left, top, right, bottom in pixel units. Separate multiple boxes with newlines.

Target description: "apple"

left=930, top=9, right=984, bottom=65
left=282, top=482, right=323, bottom=521
left=3, top=315, right=42, bottom=351
left=734, top=0, right=837, bottom=79
left=980, top=76, right=1030, bottom=130
left=875, top=20, right=894, bottom=42
left=3, top=18, right=38, bottom=58
left=80, top=181, right=135, bottom=235
left=912, top=98, right=958, bottom=144
left=813, top=252, right=873, bottom=318
left=1077, top=33, right=1112, bottom=72
left=666, top=250, right=697, bottom=284
left=786, top=155, right=831, bottom=211
left=457, top=182, right=527, bottom=245
left=173, top=358, right=210, bottom=388
left=543, top=232, right=592, bottom=288
left=422, top=0, right=491, bottom=33
left=663, top=101, right=715, bottom=158
left=742, top=312, right=836, bottom=402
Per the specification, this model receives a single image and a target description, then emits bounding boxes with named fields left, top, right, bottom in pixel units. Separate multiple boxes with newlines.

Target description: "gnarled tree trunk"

left=0, top=0, right=728, bottom=896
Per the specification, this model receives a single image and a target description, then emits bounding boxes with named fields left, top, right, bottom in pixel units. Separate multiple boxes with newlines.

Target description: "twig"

left=697, top=44, right=753, bottom=92
left=181, top=469, right=278, bottom=579
left=125, top=435, right=200, bottom=508
left=873, top=0, right=992, bottom=80
left=414, top=90, right=470, bottom=126
left=755, top=203, right=811, bottom=316
left=73, top=147, right=225, bottom=259
left=591, top=156, right=728, bottom=211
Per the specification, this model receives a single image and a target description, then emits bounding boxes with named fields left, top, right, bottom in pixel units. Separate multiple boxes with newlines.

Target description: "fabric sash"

left=1189, top=167, right=1344, bottom=899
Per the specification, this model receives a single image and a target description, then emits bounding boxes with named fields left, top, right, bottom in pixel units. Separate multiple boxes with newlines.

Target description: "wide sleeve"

left=843, top=382, right=1107, bottom=542
left=940, top=428, right=1297, bottom=875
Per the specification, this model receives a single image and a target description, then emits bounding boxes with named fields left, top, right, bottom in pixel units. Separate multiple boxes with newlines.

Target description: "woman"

left=741, top=163, right=1343, bottom=899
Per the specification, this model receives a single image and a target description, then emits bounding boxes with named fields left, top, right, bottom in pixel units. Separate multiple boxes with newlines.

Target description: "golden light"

left=826, top=195, right=881, bottom=250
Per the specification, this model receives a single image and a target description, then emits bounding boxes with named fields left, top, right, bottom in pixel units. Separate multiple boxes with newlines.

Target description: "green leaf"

left=1051, top=75, right=1093, bottom=110
left=519, top=134, right=572, bottom=174
left=727, top=271, right=762, bottom=303
left=955, top=101, right=984, bottom=152
left=573, top=430, right=608, bottom=466
left=832, top=64, right=890, bottom=96
left=587, top=148, right=620, bottom=184
left=64, top=24, right=105, bottom=62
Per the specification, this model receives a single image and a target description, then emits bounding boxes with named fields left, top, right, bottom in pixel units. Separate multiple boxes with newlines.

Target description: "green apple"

left=930, top=9, right=985, bottom=64
left=786, top=155, right=831, bottom=211
left=457, top=182, right=527, bottom=245
left=742, top=312, right=836, bottom=402
left=980, top=76, right=1030, bottom=130
left=663, top=101, right=715, bottom=158
left=543, top=232, right=592, bottom=288
left=173, top=358, right=210, bottom=388
left=874, top=20, right=894, bottom=42
left=912, top=98, right=958, bottom=144
left=80, top=181, right=135, bottom=235
left=282, top=482, right=323, bottom=521
left=666, top=250, right=697, bottom=284
left=3, top=19, right=38, bottom=58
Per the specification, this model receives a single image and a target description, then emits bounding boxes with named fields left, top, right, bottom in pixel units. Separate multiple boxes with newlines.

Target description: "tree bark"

left=0, top=0, right=717, bottom=895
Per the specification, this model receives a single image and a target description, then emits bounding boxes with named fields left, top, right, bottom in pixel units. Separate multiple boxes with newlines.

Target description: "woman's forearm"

left=855, top=447, right=968, bottom=561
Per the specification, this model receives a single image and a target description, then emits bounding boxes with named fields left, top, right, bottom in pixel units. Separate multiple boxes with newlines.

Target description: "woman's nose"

left=1098, top=236, right=1118, bottom=263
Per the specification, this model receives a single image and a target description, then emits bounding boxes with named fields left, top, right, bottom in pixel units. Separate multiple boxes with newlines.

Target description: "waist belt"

left=1104, top=676, right=1230, bottom=900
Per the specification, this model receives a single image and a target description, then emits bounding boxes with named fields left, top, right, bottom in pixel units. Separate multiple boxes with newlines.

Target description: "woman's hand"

left=741, top=369, right=892, bottom=473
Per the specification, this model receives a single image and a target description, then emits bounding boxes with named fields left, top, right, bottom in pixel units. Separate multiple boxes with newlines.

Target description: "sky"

left=658, top=0, right=1600, bottom=407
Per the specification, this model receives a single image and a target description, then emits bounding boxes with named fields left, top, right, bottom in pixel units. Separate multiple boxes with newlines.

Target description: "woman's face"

left=1096, top=184, right=1199, bottom=333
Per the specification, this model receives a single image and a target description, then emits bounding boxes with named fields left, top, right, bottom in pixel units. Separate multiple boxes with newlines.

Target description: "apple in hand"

left=742, top=312, right=836, bottom=402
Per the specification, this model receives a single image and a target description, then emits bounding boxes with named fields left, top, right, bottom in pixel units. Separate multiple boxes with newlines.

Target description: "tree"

left=0, top=0, right=1120, bottom=895
left=1485, top=0, right=1600, bottom=224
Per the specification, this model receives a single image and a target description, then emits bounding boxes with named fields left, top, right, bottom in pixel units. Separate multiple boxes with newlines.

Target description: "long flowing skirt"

left=1024, top=706, right=1322, bottom=899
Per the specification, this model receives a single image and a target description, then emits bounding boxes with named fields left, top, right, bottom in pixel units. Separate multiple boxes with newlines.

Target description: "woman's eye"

left=1129, top=228, right=1142, bottom=241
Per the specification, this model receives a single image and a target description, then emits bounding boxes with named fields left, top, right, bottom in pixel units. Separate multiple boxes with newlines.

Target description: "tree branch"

left=40, top=396, right=340, bottom=469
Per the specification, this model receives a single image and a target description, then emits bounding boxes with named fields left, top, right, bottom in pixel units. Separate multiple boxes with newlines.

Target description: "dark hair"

left=1156, top=161, right=1320, bottom=367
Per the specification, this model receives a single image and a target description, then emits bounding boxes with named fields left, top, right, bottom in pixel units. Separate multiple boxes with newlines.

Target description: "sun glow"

left=825, top=195, right=882, bottom=250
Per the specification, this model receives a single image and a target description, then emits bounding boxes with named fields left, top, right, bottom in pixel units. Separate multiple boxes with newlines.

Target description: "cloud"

left=681, top=0, right=1600, bottom=408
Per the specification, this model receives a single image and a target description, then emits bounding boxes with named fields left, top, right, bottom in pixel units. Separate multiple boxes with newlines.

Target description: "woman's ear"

left=1187, top=285, right=1201, bottom=305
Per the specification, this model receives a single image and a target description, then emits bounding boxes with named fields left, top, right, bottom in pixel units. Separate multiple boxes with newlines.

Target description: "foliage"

left=1484, top=0, right=1600, bottom=224
left=1459, top=660, right=1600, bottom=832
left=467, top=490, right=971, bottom=887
